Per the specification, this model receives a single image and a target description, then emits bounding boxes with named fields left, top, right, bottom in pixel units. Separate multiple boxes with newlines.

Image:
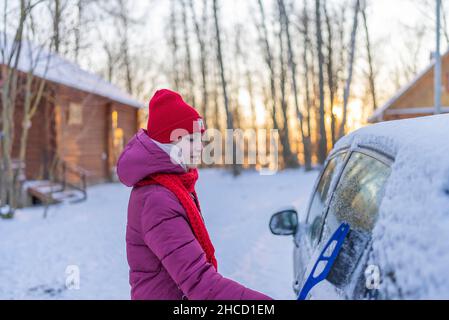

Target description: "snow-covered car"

left=269, top=114, right=449, bottom=299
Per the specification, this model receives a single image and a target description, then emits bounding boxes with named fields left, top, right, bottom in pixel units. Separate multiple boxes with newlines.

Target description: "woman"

left=116, top=89, right=272, bottom=300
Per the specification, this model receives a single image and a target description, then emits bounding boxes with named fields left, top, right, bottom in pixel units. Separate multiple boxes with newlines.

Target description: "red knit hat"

left=147, top=89, right=205, bottom=143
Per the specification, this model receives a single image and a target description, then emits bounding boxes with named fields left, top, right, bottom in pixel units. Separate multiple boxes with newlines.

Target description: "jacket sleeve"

left=141, top=187, right=273, bottom=300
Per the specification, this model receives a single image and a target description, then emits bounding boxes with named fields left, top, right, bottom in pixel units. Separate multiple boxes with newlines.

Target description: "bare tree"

left=295, top=0, right=314, bottom=169
left=168, top=0, right=181, bottom=91
left=315, top=0, right=328, bottom=165
left=338, top=0, right=360, bottom=139
left=117, top=0, right=133, bottom=95
left=73, top=0, right=85, bottom=64
left=0, top=0, right=48, bottom=217
left=255, top=0, right=280, bottom=134
left=212, top=62, right=222, bottom=132
left=1, top=0, right=28, bottom=216
left=414, top=0, right=449, bottom=45
left=334, top=3, right=347, bottom=141
left=97, top=0, right=142, bottom=95
left=189, top=0, right=209, bottom=127
left=279, top=0, right=312, bottom=170
left=231, top=23, right=244, bottom=131
left=50, top=0, right=62, bottom=53
left=361, top=0, right=377, bottom=112
left=246, top=68, right=257, bottom=130
left=99, top=31, right=120, bottom=83
left=18, top=15, right=53, bottom=209
left=212, top=0, right=240, bottom=176
left=323, top=1, right=338, bottom=146
left=236, top=26, right=257, bottom=130
left=277, top=9, right=297, bottom=168
left=181, top=0, right=195, bottom=106
left=387, top=22, right=427, bottom=94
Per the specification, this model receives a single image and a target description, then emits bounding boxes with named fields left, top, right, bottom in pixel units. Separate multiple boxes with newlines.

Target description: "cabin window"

left=112, top=111, right=124, bottom=155
left=112, top=110, right=118, bottom=128
left=68, top=102, right=83, bottom=125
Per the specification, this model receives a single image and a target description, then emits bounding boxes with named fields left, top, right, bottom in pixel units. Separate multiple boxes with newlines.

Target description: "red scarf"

left=135, top=168, right=218, bottom=271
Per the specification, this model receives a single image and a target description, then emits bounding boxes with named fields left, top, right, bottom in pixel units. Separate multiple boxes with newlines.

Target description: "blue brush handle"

left=298, top=222, right=350, bottom=300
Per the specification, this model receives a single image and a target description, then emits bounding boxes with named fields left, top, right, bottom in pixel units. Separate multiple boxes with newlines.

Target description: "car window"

left=306, top=151, right=347, bottom=246
left=322, top=151, right=392, bottom=290
left=325, top=151, right=391, bottom=233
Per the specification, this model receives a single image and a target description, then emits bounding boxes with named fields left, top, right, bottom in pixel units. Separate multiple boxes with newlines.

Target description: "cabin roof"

left=368, top=50, right=449, bottom=123
left=1, top=34, right=143, bottom=109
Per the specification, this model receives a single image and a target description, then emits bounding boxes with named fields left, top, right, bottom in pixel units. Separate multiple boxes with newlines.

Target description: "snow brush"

left=298, top=222, right=350, bottom=300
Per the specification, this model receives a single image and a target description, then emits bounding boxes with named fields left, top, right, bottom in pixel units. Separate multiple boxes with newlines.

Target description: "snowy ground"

left=0, top=168, right=318, bottom=300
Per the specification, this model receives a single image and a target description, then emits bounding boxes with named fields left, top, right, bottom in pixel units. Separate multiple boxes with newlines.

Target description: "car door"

left=304, top=148, right=393, bottom=299
left=293, top=150, right=348, bottom=294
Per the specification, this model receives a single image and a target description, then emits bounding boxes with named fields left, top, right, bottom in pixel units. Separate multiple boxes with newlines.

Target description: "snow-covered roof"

left=334, top=114, right=449, bottom=298
left=0, top=34, right=143, bottom=109
left=368, top=50, right=449, bottom=123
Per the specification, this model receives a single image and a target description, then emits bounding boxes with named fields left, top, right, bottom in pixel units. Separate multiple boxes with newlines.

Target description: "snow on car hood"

left=334, top=114, right=449, bottom=299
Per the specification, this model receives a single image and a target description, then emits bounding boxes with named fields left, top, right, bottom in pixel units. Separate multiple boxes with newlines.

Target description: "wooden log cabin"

left=1, top=38, right=143, bottom=204
left=369, top=51, right=449, bottom=123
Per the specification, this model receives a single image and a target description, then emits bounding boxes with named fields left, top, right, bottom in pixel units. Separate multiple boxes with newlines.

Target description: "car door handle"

left=293, top=279, right=301, bottom=293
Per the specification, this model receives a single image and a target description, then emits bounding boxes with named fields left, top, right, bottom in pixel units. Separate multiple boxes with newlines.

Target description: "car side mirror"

left=269, top=209, right=298, bottom=236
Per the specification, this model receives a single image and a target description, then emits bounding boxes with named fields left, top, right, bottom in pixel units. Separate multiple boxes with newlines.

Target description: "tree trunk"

left=323, top=2, right=337, bottom=147
left=212, top=0, right=239, bottom=176
left=361, top=2, right=377, bottom=112
left=117, top=0, right=133, bottom=95
left=181, top=0, right=196, bottom=106
left=0, top=0, right=28, bottom=217
left=169, top=0, right=181, bottom=91
left=315, top=0, right=328, bottom=165
left=256, top=0, right=282, bottom=170
left=279, top=0, right=312, bottom=170
left=52, top=0, right=61, bottom=54
left=339, top=0, right=360, bottom=139
left=189, top=0, right=209, bottom=127
left=74, top=0, right=83, bottom=63
left=277, top=0, right=300, bottom=169
left=297, top=1, right=314, bottom=169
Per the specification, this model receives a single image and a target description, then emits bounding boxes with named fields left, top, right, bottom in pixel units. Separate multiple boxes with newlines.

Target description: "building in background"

left=0, top=39, right=143, bottom=205
left=369, top=51, right=449, bottom=123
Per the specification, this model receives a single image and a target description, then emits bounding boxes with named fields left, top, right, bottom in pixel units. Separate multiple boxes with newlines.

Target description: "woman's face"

left=174, top=133, right=203, bottom=169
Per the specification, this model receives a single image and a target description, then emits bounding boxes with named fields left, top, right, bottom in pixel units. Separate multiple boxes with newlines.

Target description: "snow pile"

left=0, top=168, right=318, bottom=300
left=335, top=114, right=449, bottom=299
left=0, top=33, right=142, bottom=108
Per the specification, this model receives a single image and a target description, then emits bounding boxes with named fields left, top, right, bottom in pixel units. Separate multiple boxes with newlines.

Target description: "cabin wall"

left=1, top=67, right=139, bottom=188
left=391, top=54, right=449, bottom=110
left=53, top=84, right=138, bottom=185
left=0, top=80, right=56, bottom=180
left=55, top=84, right=104, bottom=184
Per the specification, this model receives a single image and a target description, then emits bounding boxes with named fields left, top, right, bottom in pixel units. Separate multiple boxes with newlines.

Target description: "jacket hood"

left=116, top=129, right=186, bottom=187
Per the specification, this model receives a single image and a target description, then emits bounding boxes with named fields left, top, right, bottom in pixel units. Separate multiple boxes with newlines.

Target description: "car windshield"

left=326, top=151, right=392, bottom=232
